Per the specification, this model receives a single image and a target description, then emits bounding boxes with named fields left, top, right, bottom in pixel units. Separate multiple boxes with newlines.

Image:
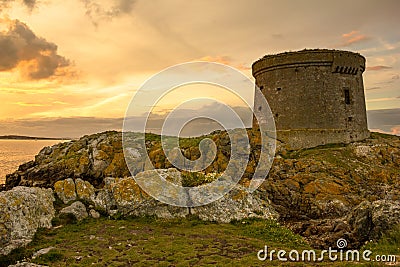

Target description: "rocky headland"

left=1, top=130, right=399, bottom=257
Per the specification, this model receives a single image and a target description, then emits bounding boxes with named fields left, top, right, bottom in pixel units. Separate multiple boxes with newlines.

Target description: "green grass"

left=1, top=217, right=397, bottom=266
left=362, top=224, right=400, bottom=258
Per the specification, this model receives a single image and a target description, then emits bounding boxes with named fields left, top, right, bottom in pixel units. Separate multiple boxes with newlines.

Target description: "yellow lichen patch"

left=112, top=178, right=146, bottom=204
left=0, top=196, right=6, bottom=205
left=104, top=153, right=129, bottom=177
left=304, top=179, right=344, bottom=195
left=64, top=180, right=77, bottom=200
left=79, top=154, right=90, bottom=166
left=12, top=198, right=22, bottom=207
left=54, top=179, right=77, bottom=203
left=231, top=189, right=247, bottom=201
left=76, top=179, right=95, bottom=202
left=0, top=222, right=8, bottom=239
left=54, top=180, right=64, bottom=195
left=95, top=150, right=109, bottom=161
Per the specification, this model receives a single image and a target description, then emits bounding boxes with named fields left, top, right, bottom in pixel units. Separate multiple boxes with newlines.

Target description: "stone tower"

left=252, top=49, right=370, bottom=149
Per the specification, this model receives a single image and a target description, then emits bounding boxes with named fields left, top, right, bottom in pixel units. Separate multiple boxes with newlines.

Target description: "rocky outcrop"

left=3, top=130, right=400, bottom=249
left=5, top=131, right=132, bottom=190
left=49, top=169, right=278, bottom=223
left=288, top=199, right=400, bottom=249
left=349, top=200, right=400, bottom=243
left=258, top=132, right=400, bottom=248
left=0, top=187, right=55, bottom=256
left=91, top=170, right=277, bottom=222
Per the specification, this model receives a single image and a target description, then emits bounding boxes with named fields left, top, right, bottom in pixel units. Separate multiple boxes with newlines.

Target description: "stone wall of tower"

left=252, top=49, right=370, bottom=150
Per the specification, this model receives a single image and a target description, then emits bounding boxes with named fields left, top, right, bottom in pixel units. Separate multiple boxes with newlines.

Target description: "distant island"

left=0, top=135, right=72, bottom=140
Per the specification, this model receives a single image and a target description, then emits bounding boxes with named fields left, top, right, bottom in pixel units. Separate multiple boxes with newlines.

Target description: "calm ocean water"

left=0, top=140, right=67, bottom=185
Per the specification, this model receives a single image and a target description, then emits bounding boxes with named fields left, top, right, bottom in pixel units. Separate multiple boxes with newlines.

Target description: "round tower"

left=252, top=49, right=370, bottom=149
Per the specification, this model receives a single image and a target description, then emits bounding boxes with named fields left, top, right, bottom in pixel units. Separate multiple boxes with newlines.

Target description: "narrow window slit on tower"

left=344, top=88, right=351, bottom=104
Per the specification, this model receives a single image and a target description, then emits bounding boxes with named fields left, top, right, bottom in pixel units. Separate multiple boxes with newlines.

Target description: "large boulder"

left=94, top=171, right=189, bottom=219
left=60, top=201, right=88, bottom=221
left=348, top=200, right=400, bottom=245
left=90, top=169, right=278, bottom=222
left=75, top=178, right=96, bottom=203
left=54, top=178, right=96, bottom=205
left=0, top=187, right=55, bottom=256
left=54, top=178, right=76, bottom=204
left=191, top=185, right=279, bottom=223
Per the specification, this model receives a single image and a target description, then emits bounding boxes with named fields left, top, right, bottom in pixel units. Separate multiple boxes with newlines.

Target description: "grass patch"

left=2, top=217, right=396, bottom=266
left=362, top=224, right=400, bottom=256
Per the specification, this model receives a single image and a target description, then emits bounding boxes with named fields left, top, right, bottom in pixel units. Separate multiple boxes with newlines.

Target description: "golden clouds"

left=196, top=56, right=250, bottom=71
left=0, top=18, right=76, bottom=81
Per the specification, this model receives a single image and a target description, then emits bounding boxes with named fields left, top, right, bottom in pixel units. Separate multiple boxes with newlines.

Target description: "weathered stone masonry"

left=252, top=49, right=370, bottom=149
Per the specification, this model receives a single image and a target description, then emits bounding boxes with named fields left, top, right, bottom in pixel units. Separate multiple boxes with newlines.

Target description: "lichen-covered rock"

left=60, top=201, right=88, bottom=221
left=75, top=178, right=96, bottom=203
left=191, top=185, right=279, bottom=223
left=54, top=178, right=76, bottom=204
left=0, top=187, right=55, bottom=256
left=89, top=209, right=100, bottom=219
left=5, top=131, right=137, bottom=189
left=370, top=200, right=400, bottom=238
left=32, top=246, right=55, bottom=259
left=91, top=170, right=278, bottom=222
left=95, top=172, right=189, bottom=219
left=348, top=200, right=400, bottom=245
left=4, top=130, right=400, bottom=249
left=94, top=177, right=117, bottom=212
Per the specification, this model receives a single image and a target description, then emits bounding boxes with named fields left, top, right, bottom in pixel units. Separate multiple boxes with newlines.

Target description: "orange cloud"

left=366, top=65, right=392, bottom=71
left=196, top=56, right=250, bottom=71
left=338, top=30, right=371, bottom=47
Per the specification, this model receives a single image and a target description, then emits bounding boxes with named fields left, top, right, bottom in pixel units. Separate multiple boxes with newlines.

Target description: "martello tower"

left=252, top=49, right=370, bottom=149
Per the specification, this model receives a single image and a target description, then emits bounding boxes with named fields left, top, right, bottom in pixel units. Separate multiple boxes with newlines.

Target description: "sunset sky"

left=0, top=0, right=399, bottom=137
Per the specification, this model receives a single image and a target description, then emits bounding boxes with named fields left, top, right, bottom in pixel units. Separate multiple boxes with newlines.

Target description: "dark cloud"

left=2, top=106, right=400, bottom=138
left=0, top=19, right=71, bottom=80
left=81, top=0, right=136, bottom=26
left=0, top=0, right=38, bottom=12
left=0, top=103, right=253, bottom=138
left=22, top=0, right=37, bottom=10
left=366, top=65, right=392, bottom=71
left=367, top=108, right=400, bottom=136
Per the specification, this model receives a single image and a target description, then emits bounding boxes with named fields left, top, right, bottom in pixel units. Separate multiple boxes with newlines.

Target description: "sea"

left=0, top=140, right=68, bottom=185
